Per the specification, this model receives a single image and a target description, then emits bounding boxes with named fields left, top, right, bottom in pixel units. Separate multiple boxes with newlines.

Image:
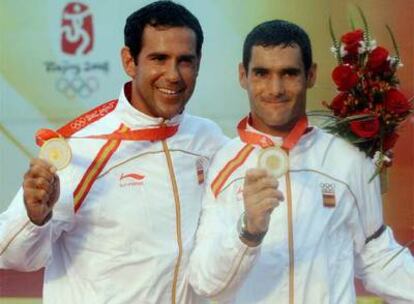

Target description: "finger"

left=24, top=188, right=50, bottom=206
left=244, top=189, right=282, bottom=210
left=251, top=176, right=279, bottom=192
left=24, top=176, right=54, bottom=192
left=30, top=158, right=57, bottom=173
left=259, top=197, right=280, bottom=213
left=243, top=176, right=279, bottom=198
left=25, top=164, right=56, bottom=183
left=254, top=188, right=284, bottom=203
left=244, top=169, right=269, bottom=184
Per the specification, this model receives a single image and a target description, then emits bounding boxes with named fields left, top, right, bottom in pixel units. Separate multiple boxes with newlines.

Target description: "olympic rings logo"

left=320, top=182, right=335, bottom=194
left=55, top=75, right=99, bottom=98
left=70, top=118, right=88, bottom=130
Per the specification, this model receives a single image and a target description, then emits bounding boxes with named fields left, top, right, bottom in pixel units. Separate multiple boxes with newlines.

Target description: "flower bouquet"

left=321, top=9, right=413, bottom=184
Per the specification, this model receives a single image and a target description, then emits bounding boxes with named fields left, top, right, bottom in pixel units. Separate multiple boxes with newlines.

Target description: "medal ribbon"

left=36, top=125, right=179, bottom=147
left=237, top=115, right=309, bottom=150
left=35, top=98, right=179, bottom=146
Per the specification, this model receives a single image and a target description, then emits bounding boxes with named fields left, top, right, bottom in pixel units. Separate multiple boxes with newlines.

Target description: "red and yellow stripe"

left=211, top=144, right=255, bottom=198
left=73, top=124, right=129, bottom=212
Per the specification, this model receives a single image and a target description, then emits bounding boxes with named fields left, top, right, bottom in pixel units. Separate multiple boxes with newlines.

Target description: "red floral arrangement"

left=322, top=10, right=413, bottom=179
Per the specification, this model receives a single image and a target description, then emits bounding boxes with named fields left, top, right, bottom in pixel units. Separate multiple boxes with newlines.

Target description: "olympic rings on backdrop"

left=55, top=75, right=99, bottom=98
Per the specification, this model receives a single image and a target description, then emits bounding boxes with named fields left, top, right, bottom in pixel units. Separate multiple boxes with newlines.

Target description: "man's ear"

left=239, top=63, right=248, bottom=89
left=121, top=47, right=137, bottom=78
left=306, top=63, right=317, bottom=88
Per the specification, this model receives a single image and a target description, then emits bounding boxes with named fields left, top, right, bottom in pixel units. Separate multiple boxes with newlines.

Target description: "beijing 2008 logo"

left=44, top=2, right=109, bottom=99
left=61, top=2, right=94, bottom=55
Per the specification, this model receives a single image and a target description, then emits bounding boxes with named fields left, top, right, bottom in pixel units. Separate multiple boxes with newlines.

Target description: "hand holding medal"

left=236, top=116, right=309, bottom=246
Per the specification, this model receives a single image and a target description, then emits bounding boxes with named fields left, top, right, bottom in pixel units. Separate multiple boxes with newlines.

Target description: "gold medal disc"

left=257, top=147, right=288, bottom=178
left=39, top=138, right=72, bottom=170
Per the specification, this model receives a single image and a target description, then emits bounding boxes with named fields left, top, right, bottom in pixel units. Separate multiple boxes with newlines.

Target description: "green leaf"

left=334, top=114, right=375, bottom=125
left=306, top=110, right=338, bottom=119
left=349, top=16, right=356, bottom=31
left=356, top=5, right=370, bottom=41
left=329, top=16, right=342, bottom=63
left=386, top=24, right=401, bottom=60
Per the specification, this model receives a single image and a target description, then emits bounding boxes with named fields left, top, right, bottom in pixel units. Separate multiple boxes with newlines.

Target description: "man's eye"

left=179, top=58, right=195, bottom=66
left=254, top=70, right=267, bottom=77
left=284, top=70, right=300, bottom=77
left=178, top=56, right=197, bottom=67
left=151, top=55, right=167, bottom=62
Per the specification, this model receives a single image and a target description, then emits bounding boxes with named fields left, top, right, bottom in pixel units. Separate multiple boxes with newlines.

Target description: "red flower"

left=366, top=46, right=390, bottom=73
left=350, top=114, right=380, bottom=138
left=384, top=89, right=412, bottom=114
left=330, top=92, right=348, bottom=116
left=341, top=29, right=364, bottom=56
left=332, top=65, right=359, bottom=91
left=383, top=132, right=399, bottom=151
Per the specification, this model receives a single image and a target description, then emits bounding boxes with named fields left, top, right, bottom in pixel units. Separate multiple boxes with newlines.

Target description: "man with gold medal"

left=189, top=20, right=414, bottom=303
left=0, top=2, right=227, bottom=303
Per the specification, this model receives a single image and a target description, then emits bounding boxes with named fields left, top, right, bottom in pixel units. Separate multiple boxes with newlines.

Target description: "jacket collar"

left=245, top=116, right=318, bottom=153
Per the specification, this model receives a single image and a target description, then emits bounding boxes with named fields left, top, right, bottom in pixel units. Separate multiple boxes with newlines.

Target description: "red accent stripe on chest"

left=211, top=144, right=255, bottom=198
left=73, top=124, right=129, bottom=212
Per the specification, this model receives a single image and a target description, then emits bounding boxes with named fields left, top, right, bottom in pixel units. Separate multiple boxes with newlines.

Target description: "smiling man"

left=0, top=1, right=226, bottom=303
left=189, top=19, right=414, bottom=303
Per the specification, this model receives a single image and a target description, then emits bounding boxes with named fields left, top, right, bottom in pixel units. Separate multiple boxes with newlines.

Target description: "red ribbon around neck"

left=237, top=115, right=309, bottom=150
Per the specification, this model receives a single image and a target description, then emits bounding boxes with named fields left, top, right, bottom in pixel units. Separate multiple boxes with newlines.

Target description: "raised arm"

left=0, top=158, right=73, bottom=271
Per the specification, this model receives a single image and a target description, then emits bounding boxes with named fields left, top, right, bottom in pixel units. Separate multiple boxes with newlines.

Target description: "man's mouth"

left=262, top=99, right=289, bottom=104
left=157, top=87, right=184, bottom=96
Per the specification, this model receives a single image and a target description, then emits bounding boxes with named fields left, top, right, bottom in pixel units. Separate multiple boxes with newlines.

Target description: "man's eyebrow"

left=146, top=52, right=168, bottom=58
left=251, top=66, right=269, bottom=72
left=281, top=67, right=301, bottom=73
left=280, top=67, right=302, bottom=75
left=179, top=54, right=197, bottom=61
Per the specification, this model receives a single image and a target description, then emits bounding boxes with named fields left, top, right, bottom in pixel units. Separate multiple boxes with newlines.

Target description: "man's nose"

left=165, top=62, right=181, bottom=82
left=269, top=76, right=285, bottom=96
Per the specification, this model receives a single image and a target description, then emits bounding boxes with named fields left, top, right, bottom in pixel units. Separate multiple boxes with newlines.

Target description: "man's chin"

left=157, top=106, right=185, bottom=120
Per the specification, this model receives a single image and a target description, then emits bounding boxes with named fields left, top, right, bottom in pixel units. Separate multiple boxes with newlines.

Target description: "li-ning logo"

left=320, top=182, right=336, bottom=208
left=119, top=173, right=145, bottom=188
left=61, top=2, right=94, bottom=55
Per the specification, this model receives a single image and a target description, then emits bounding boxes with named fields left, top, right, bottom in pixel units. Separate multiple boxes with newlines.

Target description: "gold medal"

left=39, top=138, right=72, bottom=170
left=257, top=146, right=288, bottom=178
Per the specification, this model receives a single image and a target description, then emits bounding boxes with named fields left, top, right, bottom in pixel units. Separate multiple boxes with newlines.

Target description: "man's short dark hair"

left=124, top=0, right=203, bottom=62
left=243, top=20, right=313, bottom=74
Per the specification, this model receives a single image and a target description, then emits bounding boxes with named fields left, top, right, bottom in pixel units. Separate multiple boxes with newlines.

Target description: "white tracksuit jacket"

left=0, top=84, right=227, bottom=304
left=189, top=126, right=414, bottom=304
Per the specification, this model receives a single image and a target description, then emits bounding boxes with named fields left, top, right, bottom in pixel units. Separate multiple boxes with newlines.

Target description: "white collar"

left=245, top=120, right=283, bottom=146
left=244, top=117, right=318, bottom=152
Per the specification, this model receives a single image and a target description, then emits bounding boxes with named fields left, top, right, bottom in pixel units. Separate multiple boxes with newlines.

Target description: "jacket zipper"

left=285, top=156, right=295, bottom=304
left=162, top=140, right=183, bottom=304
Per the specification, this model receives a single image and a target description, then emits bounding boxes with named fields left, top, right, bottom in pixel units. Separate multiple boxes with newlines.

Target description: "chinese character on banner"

left=61, top=2, right=94, bottom=55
